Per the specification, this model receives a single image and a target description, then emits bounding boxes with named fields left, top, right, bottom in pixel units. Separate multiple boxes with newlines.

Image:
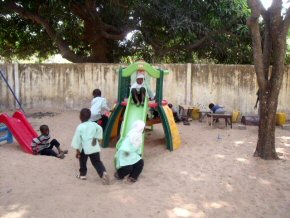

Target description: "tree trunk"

left=254, top=86, right=279, bottom=159
left=90, top=39, right=109, bottom=63
left=247, top=0, right=290, bottom=160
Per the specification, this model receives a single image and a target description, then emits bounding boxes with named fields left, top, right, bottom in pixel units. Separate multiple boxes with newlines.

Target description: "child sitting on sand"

left=31, top=125, right=68, bottom=159
left=114, top=120, right=145, bottom=183
left=131, top=70, right=154, bottom=106
left=71, top=108, right=110, bottom=185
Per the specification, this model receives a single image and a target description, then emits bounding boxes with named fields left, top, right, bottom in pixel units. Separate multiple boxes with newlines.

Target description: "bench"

left=178, top=105, right=196, bottom=122
left=207, top=113, right=232, bottom=128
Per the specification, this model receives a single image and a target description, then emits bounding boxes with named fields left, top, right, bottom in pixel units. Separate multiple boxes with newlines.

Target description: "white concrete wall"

left=0, top=63, right=289, bottom=115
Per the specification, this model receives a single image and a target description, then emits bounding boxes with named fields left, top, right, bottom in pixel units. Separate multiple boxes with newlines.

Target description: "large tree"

left=0, top=0, right=252, bottom=63
left=247, top=0, right=290, bottom=159
left=0, top=0, right=134, bottom=63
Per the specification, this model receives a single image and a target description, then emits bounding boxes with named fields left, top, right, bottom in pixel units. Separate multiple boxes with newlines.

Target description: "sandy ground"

left=0, top=109, right=290, bottom=218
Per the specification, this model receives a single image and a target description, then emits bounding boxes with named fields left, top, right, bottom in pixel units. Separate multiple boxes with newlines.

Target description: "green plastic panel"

left=103, top=104, right=124, bottom=148
left=116, top=94, right=149, bottom=155
left=122, top=61, right=161, bottom=78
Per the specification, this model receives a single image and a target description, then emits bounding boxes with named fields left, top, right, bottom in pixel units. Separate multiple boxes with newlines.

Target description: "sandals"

left=76, top=174, right=87, bottom=180
left=102, top=172, right=110, bottom=185
left=60, top=150, right=68, bottom=154
left=114, top=172, right=122, bottom=180
left=57, top=153, right=65, bottom=159
left=127, top=177, right=137, bottom=183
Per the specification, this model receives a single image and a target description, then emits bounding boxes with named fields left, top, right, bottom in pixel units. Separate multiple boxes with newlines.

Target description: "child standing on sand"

left=31, top=125, right=68, bottom=159
left=71, top=108, right=110, bottom=185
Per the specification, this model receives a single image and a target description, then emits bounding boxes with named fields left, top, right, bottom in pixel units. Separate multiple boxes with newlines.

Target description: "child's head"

left=128, top=120, right=146, bottom=148
left=80, top=108, right=91, bottom=122
left=209, top=103, right=214, bottom=110
left=92, top=89, right=101, bottom=98
left=168, top=103, right=173, bottom=108
left=136, top=71, right=145, bottom=85
left=40, top=125, right=49, bottom=135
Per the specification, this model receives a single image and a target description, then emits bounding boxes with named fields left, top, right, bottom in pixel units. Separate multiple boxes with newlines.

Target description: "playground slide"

left=0, top=112, right=37, bottom=154
left=116, top=94, right=149, bottom=154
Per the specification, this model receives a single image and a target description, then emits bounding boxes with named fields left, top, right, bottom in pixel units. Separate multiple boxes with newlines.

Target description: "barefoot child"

left=114, top=120, right=145, bottom=183
left=71, top=108, right=110, bottom=184
left=31, top=125, right=68, bottom=159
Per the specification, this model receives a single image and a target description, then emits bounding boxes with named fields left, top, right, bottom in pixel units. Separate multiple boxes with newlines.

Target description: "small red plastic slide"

left=0, top=111, right=38, bottom=154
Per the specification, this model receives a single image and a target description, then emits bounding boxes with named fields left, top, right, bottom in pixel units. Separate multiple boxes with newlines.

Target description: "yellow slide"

left=162, top=105, right=181, bottom=150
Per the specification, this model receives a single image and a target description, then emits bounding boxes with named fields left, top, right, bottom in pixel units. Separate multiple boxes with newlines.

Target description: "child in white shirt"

left=90, top=89, right=110, bottom=130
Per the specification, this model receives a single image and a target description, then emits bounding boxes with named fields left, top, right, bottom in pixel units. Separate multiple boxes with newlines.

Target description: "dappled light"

left=0, top=204, right=29, bottom=218
left=180, top=171, right=189, bottom=175
left=234, top=141, right=244, bottom=146
left=225, top=183, right=234, bottom=192
left=277, top=136, right=290, bottom=148
left=213, top=154, right=225, bottom=159
left=168, top=194, right=205, bottom=218
left=258, top=178, right=271, bottom=186
left=172, top=207, right=192, bottom=217
left=167, top=206, right=206, bottom=218
left=203, top=201, right=230, bottom=209
left=236, top=157, right=250, bottom=164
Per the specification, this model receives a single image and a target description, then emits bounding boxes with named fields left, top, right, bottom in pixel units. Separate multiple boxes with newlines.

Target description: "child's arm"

left=75, top=149, right=81, bottom=159
left=95, top=125, right=103, bottom=140
left=31, top=137, right=40, bottom=155
left=71, top=127, right=82, bottom=156
left=101, top=98, right=110, bottom=112
left=92, top=124, right=103, bottom=147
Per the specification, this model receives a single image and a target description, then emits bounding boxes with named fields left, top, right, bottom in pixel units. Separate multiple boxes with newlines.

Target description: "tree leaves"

left=0, top=0, right=253, bottom=63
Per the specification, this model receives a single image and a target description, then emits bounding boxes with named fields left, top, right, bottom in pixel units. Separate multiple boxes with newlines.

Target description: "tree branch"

left=283, top=7, right=290, bottom=37
left=262, top=12, right=271, bottom=80
left=247, top=0, right=267, bottom=89
left=3, top=1, right=95, bottom=63
left=101, top=30, right=128, bottom=40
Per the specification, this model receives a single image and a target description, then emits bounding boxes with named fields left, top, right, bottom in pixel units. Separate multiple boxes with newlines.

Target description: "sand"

left=0, top=109, right=290, bottom=218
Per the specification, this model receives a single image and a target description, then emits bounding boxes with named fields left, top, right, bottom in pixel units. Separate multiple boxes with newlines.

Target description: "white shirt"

left=90, top=97, right=110, bottom=121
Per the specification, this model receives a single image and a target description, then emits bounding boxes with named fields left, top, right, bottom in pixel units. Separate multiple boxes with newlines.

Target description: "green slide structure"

left=116, top=94, right=149, bottom=155
left=103, top=60, right=181, bottom=152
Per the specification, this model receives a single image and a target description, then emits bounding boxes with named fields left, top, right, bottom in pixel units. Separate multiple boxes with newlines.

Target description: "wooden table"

left=179, top=105, right=196, bottom=122
left=199, top=110, right=211, bottom=122
left=207, top=113, right=232, bottom=128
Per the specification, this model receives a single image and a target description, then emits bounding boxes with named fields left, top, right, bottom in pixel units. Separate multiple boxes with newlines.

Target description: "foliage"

left=0, top=0, right=253, bottom=63
left=129, top=0, right=253, bottom=64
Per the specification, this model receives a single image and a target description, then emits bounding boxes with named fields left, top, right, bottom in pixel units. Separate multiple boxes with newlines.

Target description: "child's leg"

left=139, top=87, right=146, bottom=104
left=79, top=151, right=89, bottom=176
left=100, top=115, right=108, bottom=131
left=39, top=148, right=58, bottom=157
left=129, top=159, right=144, bottom=180
left=50, top=139, right=68, bottom=154
left=131, top=88, right=140, bottom=104
left=117, top=165, right=133, bottom=179
left=89, top=152, right=106, bottom=178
